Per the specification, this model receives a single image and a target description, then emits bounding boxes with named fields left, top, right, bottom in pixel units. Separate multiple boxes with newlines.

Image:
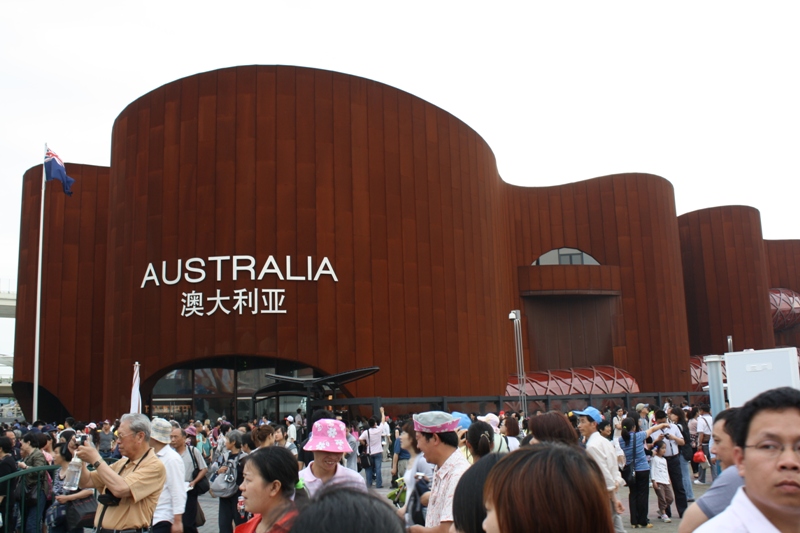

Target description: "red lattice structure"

left=770, top=288, right=800, bottom=331
left=507, top=366, right=640, bottom=396
left=689, top=356, right=728, bottom=392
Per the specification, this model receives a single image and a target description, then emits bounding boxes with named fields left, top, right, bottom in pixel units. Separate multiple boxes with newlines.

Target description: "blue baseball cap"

left=573, top=407, right=603, bottom=424
left=450, top=411, right=472, bottom=431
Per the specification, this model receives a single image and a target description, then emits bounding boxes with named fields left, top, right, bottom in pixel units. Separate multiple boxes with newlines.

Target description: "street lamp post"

left=509, top=310, right=528, bottom=419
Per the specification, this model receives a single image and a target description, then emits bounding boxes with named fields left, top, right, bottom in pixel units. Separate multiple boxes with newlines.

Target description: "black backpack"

left=297, top=436, right=313, bottom=467
left=679, top=423, right=693, bottom=461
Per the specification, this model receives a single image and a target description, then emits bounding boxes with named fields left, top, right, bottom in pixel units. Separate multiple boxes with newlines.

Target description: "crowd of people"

left=0, top=386, right=796, bottom=532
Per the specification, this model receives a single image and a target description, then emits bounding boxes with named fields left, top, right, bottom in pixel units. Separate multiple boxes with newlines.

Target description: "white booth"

left=724, top=347, right=800, bottom=407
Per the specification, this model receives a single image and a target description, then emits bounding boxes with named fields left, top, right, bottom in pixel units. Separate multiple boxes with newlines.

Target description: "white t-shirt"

left=650, top=423, right=683, bottom=457
left=612, top=416, right=624, bottom=440
left=359, top=427, right=383, bottom=454
left=698, top=414, right=713, bottom=438
left=651, top=455, right=671, bottom=485
left=612, top=437, right=626, bottom=467
left=585, top=432, right=622, bottom=491
left=286, top=423, right=297, bottom=443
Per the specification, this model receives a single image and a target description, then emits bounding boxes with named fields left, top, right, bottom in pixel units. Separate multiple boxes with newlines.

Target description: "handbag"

left=196, top=503, right=206, bottom=527
left=210, top=453, right=243, bottom=498
left=358, top=452, right=373, bottom=469
left=692, top=450, right=706, bottom=464
left=66, top=493, right=98, bottom=530
left=45, top=502, right=67, bottom=528
left=189, top=447, right=210, bottom=495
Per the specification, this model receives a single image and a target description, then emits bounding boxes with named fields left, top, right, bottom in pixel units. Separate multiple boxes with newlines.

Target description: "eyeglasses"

left=744, top=441, right=800, bottom=460
left=116, top=432, right=136, bottom=440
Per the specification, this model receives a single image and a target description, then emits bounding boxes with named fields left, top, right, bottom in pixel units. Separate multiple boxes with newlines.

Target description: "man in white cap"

left=410, top=411, right=470, bottom=533
left=285, top=415, right=297, bottom=444
left=151, top=417, right=187, bottom=533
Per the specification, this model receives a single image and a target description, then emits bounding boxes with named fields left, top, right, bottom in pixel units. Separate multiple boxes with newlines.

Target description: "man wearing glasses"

left=76, top=413, right=166, bottom=533
left=695, top=387, right=800, bottom=533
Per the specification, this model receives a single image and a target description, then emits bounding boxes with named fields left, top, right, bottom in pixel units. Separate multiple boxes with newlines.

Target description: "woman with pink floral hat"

left=298, top=419, right=367, bottom=497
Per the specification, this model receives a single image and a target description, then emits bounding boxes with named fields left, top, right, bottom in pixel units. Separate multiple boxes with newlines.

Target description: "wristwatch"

left=93, top=460, right=102, bottom=469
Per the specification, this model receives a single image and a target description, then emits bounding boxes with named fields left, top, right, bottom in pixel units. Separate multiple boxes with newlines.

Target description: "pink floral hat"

left=304, top=419, right=350, bottom=452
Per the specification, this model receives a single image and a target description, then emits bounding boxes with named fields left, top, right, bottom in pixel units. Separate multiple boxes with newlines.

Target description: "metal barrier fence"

left=0, top=458, right=117, bottom=532
left=0, top=464, right=59, bottom=532
left=309, top=391, right=713, bottom=418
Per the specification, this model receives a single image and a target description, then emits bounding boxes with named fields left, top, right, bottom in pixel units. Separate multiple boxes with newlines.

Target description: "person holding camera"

left=76, top=413, right=166, bottom=533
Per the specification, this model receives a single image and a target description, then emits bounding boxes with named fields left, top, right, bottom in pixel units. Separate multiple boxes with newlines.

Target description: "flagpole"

left=130, top=362, right=142, bottom=414
left=32, top=144, right=48, bottom=422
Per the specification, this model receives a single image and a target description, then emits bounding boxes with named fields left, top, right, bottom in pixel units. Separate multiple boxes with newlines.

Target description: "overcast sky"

left=1, top=2, right=799, bottom=356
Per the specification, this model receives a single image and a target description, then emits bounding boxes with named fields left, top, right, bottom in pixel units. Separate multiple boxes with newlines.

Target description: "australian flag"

left=44, top=147, right=75, bottom=196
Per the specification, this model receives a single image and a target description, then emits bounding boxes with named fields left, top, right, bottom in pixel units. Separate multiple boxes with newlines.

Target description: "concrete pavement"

left=197, top=458, right=711, bottom=532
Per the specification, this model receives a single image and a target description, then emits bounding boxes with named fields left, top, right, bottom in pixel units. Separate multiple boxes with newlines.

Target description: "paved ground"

left=198, top=459, right=710, bottom=532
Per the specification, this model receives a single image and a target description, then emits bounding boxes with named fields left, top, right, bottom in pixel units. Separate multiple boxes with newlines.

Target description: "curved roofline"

left=112, top=64, right=497, bottom=159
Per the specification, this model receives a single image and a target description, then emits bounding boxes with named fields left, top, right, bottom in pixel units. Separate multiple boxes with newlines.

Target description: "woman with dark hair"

left=0, top=436, right=18, bottom=533
left=235, top=447, right=299, bottom=533
left=252, top=425, right=275, bottom=450
left=272, top=425, right=297, bottom=457
left=482, top=443, right=613, bottom=533
left=195, top=428, right=211, bottom=463
left=35, top=432, right=53, bottom=464
left=18, top=432, right=48, bottom=532
left=669, top=406, right=694, bottom=501
left=241, top=432, right=255, bottom=453
left=500, top=416, right=520, bottom=451
left=291, top=487, right=404, bottom=533
left=58, top=429, right=78, bottom=455
left=522, top=411, right=579, bottom=446
left=465, top=421, right=495, bottom=462
left=686, top=407, right=700, bottom=477
left=619, top=417, right=669, bottom=528
left=452, top=453, right=502, bottom=533
left=50, top=443, right=93, bottom=533
left=394, top=421, right=433, bottom=527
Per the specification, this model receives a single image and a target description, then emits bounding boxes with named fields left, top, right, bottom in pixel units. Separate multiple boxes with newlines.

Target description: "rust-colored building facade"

left=13, top=66, right=800, bottom=422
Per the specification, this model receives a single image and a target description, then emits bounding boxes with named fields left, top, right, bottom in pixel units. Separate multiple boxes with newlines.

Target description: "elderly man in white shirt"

left=696, top=387, right=800, bottom=533
left=150, top=417, right=187, bottom=533
left=575, top=407, right=626, bottom=533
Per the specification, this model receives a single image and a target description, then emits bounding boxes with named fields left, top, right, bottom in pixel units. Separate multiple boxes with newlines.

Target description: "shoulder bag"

left=359, top=429, right=374, bottom=470
left=405, top=475, right=430, bottom=526
left=189, top=447, right=210, bottom=495
left=620, top=432, right=637, bottom=486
